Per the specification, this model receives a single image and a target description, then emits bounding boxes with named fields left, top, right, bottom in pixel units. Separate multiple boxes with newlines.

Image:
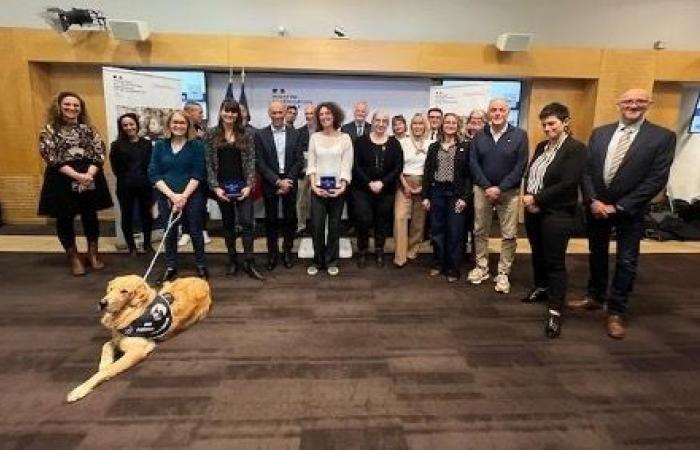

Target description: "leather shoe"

left=521, top=287, right=548, bottom=304
left=607, top=314, right=625, bottom=339
left=266, top=254, right=278, bottom=271
left=226, top=261, right=240, bottom=277
left=545, top=310, right=562, bottom=338
left=567, top=296, right=603, bottom=311
left=196, top=266, right=209, bottom=280
left=282, top=251, right=294, bottom=269
left=357, top=252, right=367, bottom=269
left=161, top=267, right=178, bottom=284
left=243, top=261, right=265, bottom=281
left=375, top=251, right=385, bottom=268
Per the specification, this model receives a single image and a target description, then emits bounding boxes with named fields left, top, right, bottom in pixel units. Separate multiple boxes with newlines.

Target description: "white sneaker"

left=203, top=231, right=212, bottom=245
left=494, top=274, right=511, bottom=294
left=467, top=267, right=490, bottom=284
left=327, top=265, right=340, bottom=276
left=307, top=265, right=319, bottom=276
left=178, top=234, right=191, bottom=247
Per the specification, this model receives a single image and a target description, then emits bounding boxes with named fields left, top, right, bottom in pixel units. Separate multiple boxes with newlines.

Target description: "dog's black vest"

left=118, top=294, right=173, bottom=340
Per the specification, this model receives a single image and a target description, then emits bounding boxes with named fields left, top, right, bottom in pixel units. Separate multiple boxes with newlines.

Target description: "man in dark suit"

left=341, top=101, right=371, bottom=140
left=570, top=88, right=676, bottom=339
left=255, top=100, right=305, bottom=270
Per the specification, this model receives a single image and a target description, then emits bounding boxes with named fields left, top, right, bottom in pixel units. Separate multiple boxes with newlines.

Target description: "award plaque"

left=223, top=179, right=244, bottom=198
left=320, top=176, right=336, bottom=191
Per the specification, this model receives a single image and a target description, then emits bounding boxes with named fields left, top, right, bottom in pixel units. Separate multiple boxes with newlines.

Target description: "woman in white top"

left=306, top=102, right=353, bottom=276
left=393, top=113, right=430, bottom=267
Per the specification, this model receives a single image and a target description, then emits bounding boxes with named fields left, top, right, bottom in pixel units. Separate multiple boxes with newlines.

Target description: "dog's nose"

left=97, top=298, right=108, bottom=311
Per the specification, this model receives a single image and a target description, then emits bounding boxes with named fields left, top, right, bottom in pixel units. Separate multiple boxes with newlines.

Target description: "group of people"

left=37, top=88, right=675, bottom=339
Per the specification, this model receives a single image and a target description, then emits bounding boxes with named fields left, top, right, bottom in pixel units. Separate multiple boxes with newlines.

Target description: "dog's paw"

left=66, top=384, right=91, bottom=403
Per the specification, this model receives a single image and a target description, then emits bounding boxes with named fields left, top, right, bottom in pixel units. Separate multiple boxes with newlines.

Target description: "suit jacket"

left=341, top=121, right=372, bottom=141
left=254, top=125, right=304, bottom=196
left=523, top=136, right=588, bottom=212
left=422, top=140, right=472, bottom=202
left=582, top=120, right=676, bottom=217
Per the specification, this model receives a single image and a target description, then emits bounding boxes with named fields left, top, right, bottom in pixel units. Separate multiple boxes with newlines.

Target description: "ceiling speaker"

left=108, top=19, right=150, bottom=41
left=495, top=33, right=533, bottom=52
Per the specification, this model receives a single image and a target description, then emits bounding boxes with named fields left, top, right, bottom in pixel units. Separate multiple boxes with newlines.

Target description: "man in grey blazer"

left=570, top=88, right=676, bottom=339
left=341, top=101, right=371, bottom=140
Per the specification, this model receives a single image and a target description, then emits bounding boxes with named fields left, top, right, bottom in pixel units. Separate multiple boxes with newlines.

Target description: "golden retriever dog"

left=66, top=274, right=212, bottom=403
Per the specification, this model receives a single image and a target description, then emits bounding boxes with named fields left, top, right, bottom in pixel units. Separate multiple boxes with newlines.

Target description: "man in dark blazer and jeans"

left=570, top=88, right=676, bottom=339
left=256, top=100, right=305, bottom=270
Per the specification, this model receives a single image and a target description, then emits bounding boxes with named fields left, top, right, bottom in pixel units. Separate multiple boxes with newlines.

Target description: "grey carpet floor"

left=0, top=252, right=699, bottom=449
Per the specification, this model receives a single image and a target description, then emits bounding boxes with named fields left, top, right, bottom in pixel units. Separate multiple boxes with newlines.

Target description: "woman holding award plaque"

left=306, top=102, right=354, bottom=276
left=205, top=100, right=264, bottom=280
left=37, top=91, right=113, bottom=276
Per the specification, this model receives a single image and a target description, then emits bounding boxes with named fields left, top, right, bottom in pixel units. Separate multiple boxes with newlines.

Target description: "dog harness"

left=118, top=293, right=173, bottom=340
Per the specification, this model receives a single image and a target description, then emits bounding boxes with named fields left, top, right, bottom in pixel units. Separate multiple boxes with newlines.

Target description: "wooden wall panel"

left=648, top=81, right=683, bottom=130
left=527, top=78, right=597, bottom=149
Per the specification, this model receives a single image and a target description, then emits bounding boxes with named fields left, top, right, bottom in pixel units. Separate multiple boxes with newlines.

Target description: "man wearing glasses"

left=570, top=89, right=676, bottom=339
left=427, top=108, right=443, bottom=142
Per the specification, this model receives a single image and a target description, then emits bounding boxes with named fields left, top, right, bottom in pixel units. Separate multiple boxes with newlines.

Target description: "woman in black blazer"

left=521, top=103, right=587, bottom=338
left=421, top=113, right=472, bottom=282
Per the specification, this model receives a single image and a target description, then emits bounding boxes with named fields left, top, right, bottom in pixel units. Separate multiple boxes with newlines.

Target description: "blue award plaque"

left=223, top=179, right=244, bottom=198
left=320, top=176, right=336, bottom=191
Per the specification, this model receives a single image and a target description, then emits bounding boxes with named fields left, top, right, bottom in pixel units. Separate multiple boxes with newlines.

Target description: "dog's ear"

left=128, top=278, right=152, bottom=308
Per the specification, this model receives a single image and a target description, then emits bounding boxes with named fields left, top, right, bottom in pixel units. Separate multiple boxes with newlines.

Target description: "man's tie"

left=357, top=125, right=363, bottom=136
left=604, top=127, right=634, bottom=186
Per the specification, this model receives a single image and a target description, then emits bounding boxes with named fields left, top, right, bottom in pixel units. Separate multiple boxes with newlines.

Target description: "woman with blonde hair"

left=393, top=113, right=430, bottom=267
left=149, top=110, right=208, bottom=282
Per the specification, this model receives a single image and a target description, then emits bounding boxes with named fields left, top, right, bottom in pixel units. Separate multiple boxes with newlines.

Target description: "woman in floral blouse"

left=38, top=91, right=113, bottom=276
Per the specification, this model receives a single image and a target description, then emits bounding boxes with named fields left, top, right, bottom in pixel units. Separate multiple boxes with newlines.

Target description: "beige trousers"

left=296, top=176, right=311, bottom=230
left=473, top=186, right=519, bottom=275
left=393, top=175, right=427, bottom=265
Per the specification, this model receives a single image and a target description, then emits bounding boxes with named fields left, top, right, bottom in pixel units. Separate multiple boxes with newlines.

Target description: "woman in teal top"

left=149, top=110, right=208, bottom=281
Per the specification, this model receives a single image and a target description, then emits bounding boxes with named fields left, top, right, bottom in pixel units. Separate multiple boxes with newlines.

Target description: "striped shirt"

left=526, top=134, right=568, bottom=195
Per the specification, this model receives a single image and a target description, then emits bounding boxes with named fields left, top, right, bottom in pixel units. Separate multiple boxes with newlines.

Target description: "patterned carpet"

left=0, top=252, right=699, bottom=449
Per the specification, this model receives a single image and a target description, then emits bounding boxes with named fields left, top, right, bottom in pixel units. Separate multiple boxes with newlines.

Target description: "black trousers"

left=116, top=185, right=153, bottom=250
left=218, top=197, right=255, bottom=261
left=263, top=190, right=297, bottom=254
left=352, top=189, right=393, bottom=252
left=525, top=209, right=575, bottom=311
left=56, top=210, right=100, bottom=251
left=586, top=210, right=645, bottom=315
left=310, top=193, right=344, bottom=267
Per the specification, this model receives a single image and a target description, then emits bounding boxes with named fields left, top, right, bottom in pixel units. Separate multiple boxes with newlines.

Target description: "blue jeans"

left=586, top=211, right=645, bottom=315
left=158, top=189, right=207, bottom=270
left=429, top=184, right=466, bottom=277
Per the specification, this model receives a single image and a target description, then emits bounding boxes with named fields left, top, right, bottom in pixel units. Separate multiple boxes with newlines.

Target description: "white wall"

left=668, top=85, right=700, bottom=203
left=3, top=0, right=700, bottom=50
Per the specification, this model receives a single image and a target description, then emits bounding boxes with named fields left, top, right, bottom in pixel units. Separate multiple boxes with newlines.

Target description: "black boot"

left=375, top=249, right=385, bottom=268
left=545, top=309, right=562, bottom=339
left=357, top=251, right=367, bottom=269
left=243, top=260, right=265, bottom=281
left=226, top=254, right=240, bottom=277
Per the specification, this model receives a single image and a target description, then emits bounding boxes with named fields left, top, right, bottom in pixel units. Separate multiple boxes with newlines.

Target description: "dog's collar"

left=118, top=293, right=173, bottom=340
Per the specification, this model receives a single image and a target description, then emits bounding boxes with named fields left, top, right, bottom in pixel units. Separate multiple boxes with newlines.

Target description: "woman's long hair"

left=116, top=113, right=141, bottom=142
left=46, top=91, right=91, bottom=128
left=212, top=99, right=245, bottom=147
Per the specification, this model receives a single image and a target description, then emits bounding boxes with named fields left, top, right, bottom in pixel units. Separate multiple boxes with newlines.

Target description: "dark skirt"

left=38, top=160, right=113, bottom=218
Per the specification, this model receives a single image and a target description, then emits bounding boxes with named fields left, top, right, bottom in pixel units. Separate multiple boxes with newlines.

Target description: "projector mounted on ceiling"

left=40, top=7, right=106, bottom=33
left=108, top=19, right=151, bottom=42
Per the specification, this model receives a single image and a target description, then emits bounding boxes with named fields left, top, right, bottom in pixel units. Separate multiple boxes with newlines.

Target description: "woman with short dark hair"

left=521, top=102, right=587, bottom=338
left=38, top=91, right=113, bottom=276
left=110, top=113, right=154, bottom=255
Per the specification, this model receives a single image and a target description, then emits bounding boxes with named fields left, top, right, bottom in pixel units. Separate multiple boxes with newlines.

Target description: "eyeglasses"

left=618, top=99, right=651, bottom=106
left=428, top=115, right=442, bottom=119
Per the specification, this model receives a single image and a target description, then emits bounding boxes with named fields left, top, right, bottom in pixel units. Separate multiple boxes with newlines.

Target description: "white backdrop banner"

left=102, top=67, right=182, bottom=247
left=207, top=73, right=432, bottom=129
